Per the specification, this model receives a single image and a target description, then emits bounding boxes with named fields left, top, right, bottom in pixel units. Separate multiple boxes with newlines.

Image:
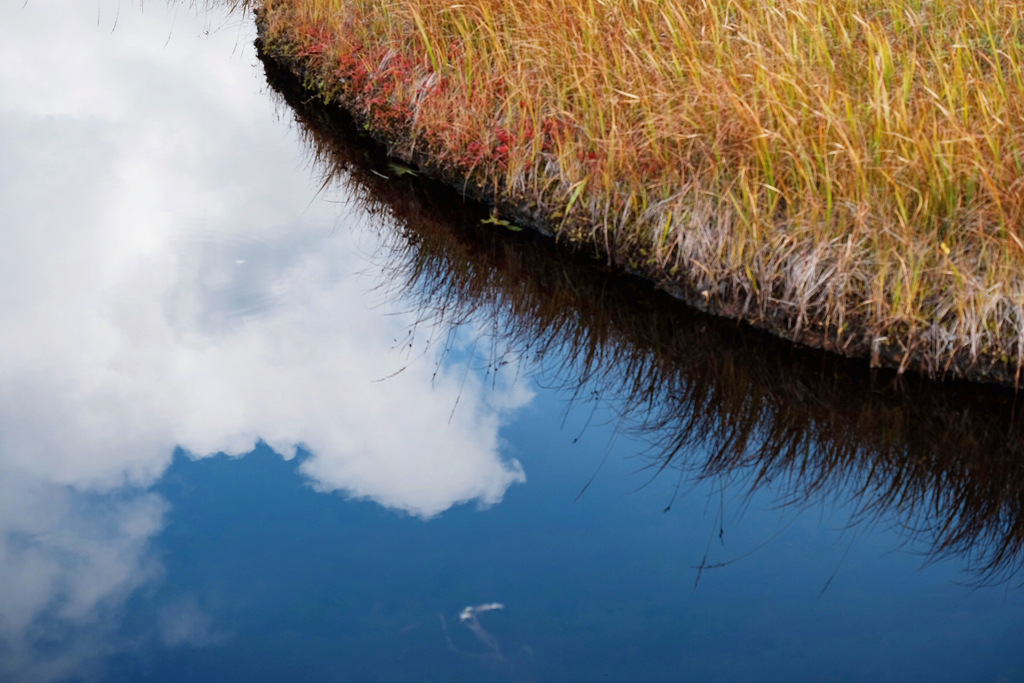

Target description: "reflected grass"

left=263, top=54, right=1024, bottom=586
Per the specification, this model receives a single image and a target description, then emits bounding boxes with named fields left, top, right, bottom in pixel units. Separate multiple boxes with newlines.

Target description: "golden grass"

left=255, top=0, right=1024, bottom=383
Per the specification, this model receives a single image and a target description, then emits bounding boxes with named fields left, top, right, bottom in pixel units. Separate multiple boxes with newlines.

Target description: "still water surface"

left=2, top=3, right=1024, bottom=681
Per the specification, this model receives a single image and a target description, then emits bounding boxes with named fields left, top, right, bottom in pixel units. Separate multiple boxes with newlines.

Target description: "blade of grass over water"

left=256, top=0, right=1024, bottom=385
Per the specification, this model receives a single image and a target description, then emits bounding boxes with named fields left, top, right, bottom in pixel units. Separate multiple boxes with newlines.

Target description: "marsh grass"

left=262, top=60, right=1024, bottom=584
left=257, top=0, right=1024, bottom=383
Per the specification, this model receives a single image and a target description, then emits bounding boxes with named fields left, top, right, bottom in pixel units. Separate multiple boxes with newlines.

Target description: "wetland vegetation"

left=254, top=0, right=1024, bottom=386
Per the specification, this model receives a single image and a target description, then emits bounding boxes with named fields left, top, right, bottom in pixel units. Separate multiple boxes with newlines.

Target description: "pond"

left=2, top=2, right=1023, bottom=681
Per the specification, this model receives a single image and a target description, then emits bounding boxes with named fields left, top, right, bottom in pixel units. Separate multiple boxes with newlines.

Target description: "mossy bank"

left=254, top=0, right=1024, bottom=387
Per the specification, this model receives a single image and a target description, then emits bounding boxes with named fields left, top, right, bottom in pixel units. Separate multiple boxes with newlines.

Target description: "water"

left=2, top=2, right=1024, bottom=681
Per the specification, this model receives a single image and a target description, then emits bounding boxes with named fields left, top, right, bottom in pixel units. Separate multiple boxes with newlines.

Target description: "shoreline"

left=253, top=0, right=1024, bottom=388
left=261, top=51, right=1024, bottom=585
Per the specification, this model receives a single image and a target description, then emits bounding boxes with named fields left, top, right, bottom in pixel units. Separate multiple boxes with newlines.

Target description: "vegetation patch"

left=254, top=0, right=1024, bottom=386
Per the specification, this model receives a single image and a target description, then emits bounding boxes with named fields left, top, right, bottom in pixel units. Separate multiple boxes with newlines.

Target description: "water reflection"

left=0, top=2, right=529, bottom=678
left=262, top=54, right=1024, bottom=586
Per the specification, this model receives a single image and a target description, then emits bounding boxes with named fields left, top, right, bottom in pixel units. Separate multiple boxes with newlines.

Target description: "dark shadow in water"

left=260, top=53, right=1024, bottom=588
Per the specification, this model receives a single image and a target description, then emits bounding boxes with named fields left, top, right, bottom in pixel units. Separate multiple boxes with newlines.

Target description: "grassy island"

left=254, top=0, right=1024, bottom=386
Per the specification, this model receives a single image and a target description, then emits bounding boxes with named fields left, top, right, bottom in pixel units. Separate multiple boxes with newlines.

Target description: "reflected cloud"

left=0, top=476, right=166, bottom=683
left=158, top=596, right=230, bottom=648
left=0, top=1, right=530, bottom=679
left=0, top=0, right=529, bottom=513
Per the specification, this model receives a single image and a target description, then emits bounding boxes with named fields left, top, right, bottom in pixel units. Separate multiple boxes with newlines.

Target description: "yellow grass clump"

left=255, top=0, right=1024, bottom=384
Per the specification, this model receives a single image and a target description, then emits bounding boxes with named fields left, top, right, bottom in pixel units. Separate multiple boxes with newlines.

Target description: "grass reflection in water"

left=262, top=54, right=1024, bottom=588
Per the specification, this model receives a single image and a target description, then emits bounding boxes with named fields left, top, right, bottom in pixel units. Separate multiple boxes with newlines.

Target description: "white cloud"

left=0, top=1, right=532, bottom=677
left=158, top=596, right=231, bottom=648
left=0, top=475, right=166, bottom=683
left=0, top=0, right=530, bottom=519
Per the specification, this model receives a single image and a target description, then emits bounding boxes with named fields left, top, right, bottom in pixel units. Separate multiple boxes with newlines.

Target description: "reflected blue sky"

left=2, top=2, right=1024, bottom=681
